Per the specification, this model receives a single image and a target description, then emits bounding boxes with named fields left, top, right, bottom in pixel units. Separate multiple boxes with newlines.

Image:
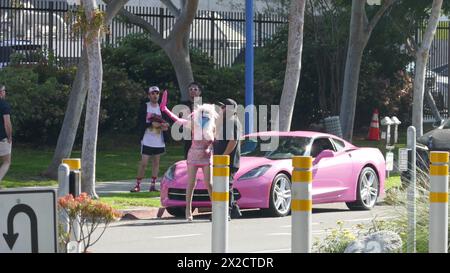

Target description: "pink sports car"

left=160, top=131, right=386, bottom=217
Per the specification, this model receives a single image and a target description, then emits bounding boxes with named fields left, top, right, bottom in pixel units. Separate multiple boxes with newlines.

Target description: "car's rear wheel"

left=262, top=173, right=291, bottom=217
left=346, top=167, right=379, bottom=210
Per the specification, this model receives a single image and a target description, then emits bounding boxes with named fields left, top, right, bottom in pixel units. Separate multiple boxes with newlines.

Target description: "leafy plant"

left=313, top=221, right=357, bottom=253
left=58, top=193, right=122, bottom=253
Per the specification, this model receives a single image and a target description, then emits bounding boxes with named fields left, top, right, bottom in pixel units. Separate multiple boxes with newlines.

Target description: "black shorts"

left=141, top=145, right=165, bottom=156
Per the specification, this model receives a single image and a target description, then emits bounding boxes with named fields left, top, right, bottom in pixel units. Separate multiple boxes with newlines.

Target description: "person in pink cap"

left=160, top=89, right=218, bottom=221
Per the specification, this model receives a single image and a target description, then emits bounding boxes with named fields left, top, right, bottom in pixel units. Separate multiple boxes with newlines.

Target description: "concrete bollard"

left=57, top=163, right=70, bottom=253
left=407, top=126, right=417, bottom=253
left=212, top=155, right=230, bottom=253
left=62, top=158, right=81, bottom=197
left=291, top=156, right=312, bottom=253
left=429, top=151, right=449, bottom=253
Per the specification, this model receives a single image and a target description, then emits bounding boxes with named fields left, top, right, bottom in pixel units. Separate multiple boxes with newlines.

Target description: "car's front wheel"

left=346, top=167, right=379, bottom=210
left=262, top=173, right=292, bottom=217
left=166, top=207, right=186, bottom=218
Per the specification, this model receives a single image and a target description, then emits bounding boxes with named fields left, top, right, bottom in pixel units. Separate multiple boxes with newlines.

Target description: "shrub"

left=372, top=172, right=450, bottom=253
left=0, top=65, right=73, bottom=144
left=58, top=193, right=122, bottom=253
left=313, top=221, right=358, bottom=253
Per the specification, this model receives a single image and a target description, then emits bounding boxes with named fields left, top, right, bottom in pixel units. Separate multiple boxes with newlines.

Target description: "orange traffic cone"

left=367, top=108, right=380, bottom=141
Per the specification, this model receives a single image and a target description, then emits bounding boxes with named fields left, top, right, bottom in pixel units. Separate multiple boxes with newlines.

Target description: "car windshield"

left=241, top=136, right=311, bottom=159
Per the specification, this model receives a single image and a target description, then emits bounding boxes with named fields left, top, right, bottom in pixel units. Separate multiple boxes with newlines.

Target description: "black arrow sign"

left=2, top=204, right=39, bottom=253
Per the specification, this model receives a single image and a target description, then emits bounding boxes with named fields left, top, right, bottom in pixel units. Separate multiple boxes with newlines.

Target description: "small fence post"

left=291, top=156, right=312, bottom=253
left=48, top=1, right=54, bottom=52
left=210, top=11, right=215, bottom=59
left=407, top=126, right=417, bottom=253
left=429, top=151, right=449, bottom=253
left=212, top=155, right=230, bottom=253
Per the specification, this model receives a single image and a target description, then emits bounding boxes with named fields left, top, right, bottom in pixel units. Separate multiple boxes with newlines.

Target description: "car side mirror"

left=313, top=149, right=335, bottom=164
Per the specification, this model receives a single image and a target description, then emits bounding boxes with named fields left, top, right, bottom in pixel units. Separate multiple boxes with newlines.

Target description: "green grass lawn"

left=386, top=175, right=401, bottom=190
left=1, top=137, right=184, bottom=188
left=98, top=192, right=161, bottom=209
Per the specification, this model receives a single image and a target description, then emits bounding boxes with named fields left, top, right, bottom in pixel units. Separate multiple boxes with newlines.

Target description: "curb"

left=119, top=207, right=169, bottom=220
left=119, top=207, right=212, bottom=220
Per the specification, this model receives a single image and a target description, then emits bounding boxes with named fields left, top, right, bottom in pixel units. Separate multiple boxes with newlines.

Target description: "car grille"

left=168, top=188, right=241, bottom=202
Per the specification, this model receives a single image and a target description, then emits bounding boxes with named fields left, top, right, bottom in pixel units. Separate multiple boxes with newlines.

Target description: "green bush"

left=102, top=33, right=243, bottom=106
left=0, top=65, right=72, bottom=144
left=100, top=66, right=144, bottom=133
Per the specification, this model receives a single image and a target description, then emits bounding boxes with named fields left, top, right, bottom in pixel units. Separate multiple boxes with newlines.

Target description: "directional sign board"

left=0, top=189, right=57, bottom=253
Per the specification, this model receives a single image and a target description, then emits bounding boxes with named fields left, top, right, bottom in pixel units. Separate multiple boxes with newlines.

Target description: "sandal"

left=149, top=184, right=159, bottom=192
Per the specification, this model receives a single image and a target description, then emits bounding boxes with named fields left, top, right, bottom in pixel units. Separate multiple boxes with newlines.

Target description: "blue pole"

left=245, top=0, right=254, bottom=134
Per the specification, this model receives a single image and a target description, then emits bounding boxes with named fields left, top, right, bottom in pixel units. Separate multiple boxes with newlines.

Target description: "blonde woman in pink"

left=160, top=90, right=219, bottom=221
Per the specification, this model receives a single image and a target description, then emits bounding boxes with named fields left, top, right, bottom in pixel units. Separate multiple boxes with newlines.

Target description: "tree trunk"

left=339, top=0, right=368, bottom=141
left=164, top=34, right=193, bottom=101
left=43, top=51, right=88, bottom=179
left=339, top=0, right=397, bottom=141
left=412, top=0, right=443, bottom=136
left=279, top=0, right=306, bottom=132
left=81, top=0, right=103, bottom=198
left=44, top=0, right=124, bottom=179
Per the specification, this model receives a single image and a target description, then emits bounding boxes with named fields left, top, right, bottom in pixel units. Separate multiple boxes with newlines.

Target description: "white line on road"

left=281, top=223, right=319, bottom=228
left=267, top=233, right=291, bottom=236
left=251, top=248, right=291, bottom=253
left=154, top=234, right=202, bottom=239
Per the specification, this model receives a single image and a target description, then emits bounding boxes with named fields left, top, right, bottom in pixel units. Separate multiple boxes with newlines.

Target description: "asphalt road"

left=91, top=202, right=398, bottom=253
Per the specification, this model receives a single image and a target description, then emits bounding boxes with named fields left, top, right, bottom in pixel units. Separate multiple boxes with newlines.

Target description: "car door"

left=309, top=137, right=353, bottom=203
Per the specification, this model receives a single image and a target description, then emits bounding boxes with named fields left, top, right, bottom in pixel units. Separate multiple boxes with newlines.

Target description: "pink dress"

left=187, top=139, right=213, bottom=166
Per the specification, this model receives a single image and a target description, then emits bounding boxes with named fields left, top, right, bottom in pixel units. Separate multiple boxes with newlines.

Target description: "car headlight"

left=164, top=164, right=177, bottom=180
left=239, top=165, right=271, bottom=180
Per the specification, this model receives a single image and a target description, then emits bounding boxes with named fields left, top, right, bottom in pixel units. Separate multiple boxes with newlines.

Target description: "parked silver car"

left=417, top=118, right=450, bottom=151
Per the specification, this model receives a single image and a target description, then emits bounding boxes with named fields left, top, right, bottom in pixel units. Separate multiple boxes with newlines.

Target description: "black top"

left=0, top=99, right=11, bottom=139
left=213, top=115, right=241, bottom=172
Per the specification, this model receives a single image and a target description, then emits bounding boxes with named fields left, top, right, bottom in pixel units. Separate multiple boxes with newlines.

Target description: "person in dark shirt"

left=180, top=82, right=204, bottom=159
left=0, top=84, right=12, bottom=185
left=214, top=98, right=242, bottom=218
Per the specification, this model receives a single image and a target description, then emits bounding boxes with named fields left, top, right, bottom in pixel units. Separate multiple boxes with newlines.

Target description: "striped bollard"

left=429, top=151, right=449, bottom=253
left=212, top=155, right=230, bottom=253
left=291, top=156, right=312, bottom=253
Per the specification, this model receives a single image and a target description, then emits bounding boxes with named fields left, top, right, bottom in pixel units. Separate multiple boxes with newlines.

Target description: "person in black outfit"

left=180, top=82, right=203, bottom=159
left=214, top=98, right=242, bottom=218
left=0, top=84, right=12, bottom=185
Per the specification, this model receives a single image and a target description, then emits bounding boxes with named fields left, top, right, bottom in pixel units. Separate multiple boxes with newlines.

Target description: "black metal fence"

left=417, top=20, right=450, bottom=121
left=0, top=0, right=287, bottom=68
